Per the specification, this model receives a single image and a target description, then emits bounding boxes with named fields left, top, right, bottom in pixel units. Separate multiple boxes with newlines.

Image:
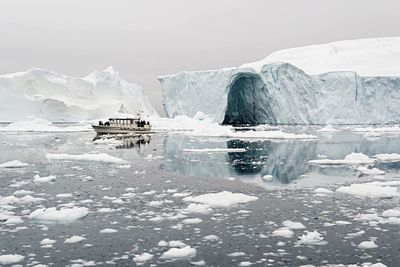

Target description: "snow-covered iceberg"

left=159, top=37, right=400, bottom=124
left=0, top=66, right=157, bottom=121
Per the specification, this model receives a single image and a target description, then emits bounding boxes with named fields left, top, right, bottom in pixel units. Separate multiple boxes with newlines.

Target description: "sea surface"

left=0, top=126, right=399, bottom=266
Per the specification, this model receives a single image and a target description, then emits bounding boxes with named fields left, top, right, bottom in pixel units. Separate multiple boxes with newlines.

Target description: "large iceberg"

left=159, top=38, right=400, bottom=124
left=0, top=66, right=158, bottom=121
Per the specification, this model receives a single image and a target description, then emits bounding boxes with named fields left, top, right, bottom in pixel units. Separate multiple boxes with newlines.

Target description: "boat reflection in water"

left=93, top=134, right=151, bottom=150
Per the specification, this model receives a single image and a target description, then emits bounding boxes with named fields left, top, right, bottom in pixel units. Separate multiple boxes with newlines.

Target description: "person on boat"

left=99, top=121, right=103, bottom=125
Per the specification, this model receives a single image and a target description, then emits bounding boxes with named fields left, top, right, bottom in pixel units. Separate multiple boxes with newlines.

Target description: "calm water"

left=0, top=127, right=399, bottom=266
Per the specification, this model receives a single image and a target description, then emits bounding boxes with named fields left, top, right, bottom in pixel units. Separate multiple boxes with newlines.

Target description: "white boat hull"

left=92, top=125, right=152, bottom=135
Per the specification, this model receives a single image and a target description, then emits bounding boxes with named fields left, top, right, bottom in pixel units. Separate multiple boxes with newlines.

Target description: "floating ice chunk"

left=45, top=153, right=126, bottom=163
left=272, top=227, right=294, bottom=238
left=316, top=125, right=340, bottom=132
left=296, top=231, right=327, bottom=245
left=309, top=153, right=374, bottom=165
left=0, top=160, right=28, bottom=168
left=0, top=195, right=43, bottom=206
left=262, top=175, right=273, bottom=182
left=353, top=126, right=400, bottom=133
left=142, top=190, right=157, bottom=196
left=183, top=148, right=246, bottom=153
left=33, top=174, right=56, bottom=183
left=29, top=207, right=89, bottom=223
left=172, top=192, right=192, bottom=198
left=357, top=166, right=385, bottom=175
left=183, top=191, right=258, bottom=208
left=347, top=230, right=366, bottom=237
left=335, top=220, right=352, bottom=225
left=228, top=252, right=246, bottom=257
left=202, top=235, right=220, bottom=241
left=314, top=188, right=333, bottom=194
left=382, top=209, right=400, bottom=217
left=13, top=190, right=34, bottom=196
left=190, top=260, right=206, bottom=266
left=181, top=218, right=203, bottom=224
left=282, top=220, right=306, bottom=230
left=0, top=254, right=24, bottom=264
left=158, top=240, right=168, bottom=247
left=168, top=240, right=187, bottom=248
left=18, top=195, right=45, bottom=204
left=40, top=238, right=56, bottom=246
left=99, top=228, right=118, bottom=233
left=64, top=235, right=86, bottom=244
left=180, top=203, right=212, bottom=214
left=358, top=240, right=378, bottom=249
left=160, top=246, right=197, bottom=260
left=0, top=117, right=91, bottom=132
left=374, top=153, right=400, bottom=162
left=97, top=208, right=115, bottom=213
left=147, top=201, right=164, bottom=207
left=354, top=213, right=382, bottom=222
left=5, top=217, right=24, bottom=224
left=133, top=252, right=154, bottom=263
left=337, top=183, right=399, bottom=198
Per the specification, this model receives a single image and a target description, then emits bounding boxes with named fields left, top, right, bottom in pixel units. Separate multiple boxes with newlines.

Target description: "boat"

left=92, top=117, right=152, bottom=135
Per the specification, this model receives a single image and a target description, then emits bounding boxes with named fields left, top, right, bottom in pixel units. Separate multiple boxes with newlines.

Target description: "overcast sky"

left=1, top=0, right=400, bottom=114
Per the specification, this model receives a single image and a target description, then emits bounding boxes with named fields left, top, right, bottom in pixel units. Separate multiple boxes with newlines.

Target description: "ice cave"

left=222, top=73, right=275, bottom=125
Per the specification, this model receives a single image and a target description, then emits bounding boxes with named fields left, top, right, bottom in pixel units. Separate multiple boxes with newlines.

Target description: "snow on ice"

left=159, top=38, right=400, bottom=125
left=183, top=191, right=258, bottom=208
left=0, top=160, right=28, bottom=168
left=45, top=152, right=126, bottom=163
left=0, top=67, right=157, bottom=122
left=29, top=207, right=89, bottom=223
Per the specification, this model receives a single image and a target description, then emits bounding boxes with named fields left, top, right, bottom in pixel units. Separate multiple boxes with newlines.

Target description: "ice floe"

left=309, top=153, right=375, bottom=165
left=46, top=153, right=126, bottom=163
left=0, top=254, right=25, bottom=264
left=33, top=174, right=56, bottom=183
left=0, top=117, right=91, bottom=132
left=29, top=207, right=89, bottom=223
left=0, top=160, right=28, bottom=168
left=337, top=182, right=400, bottom=198
left=357, top=166, right=385, bottom=175
left=64, top=235, right=86, bottom=244
left=373, top=153, right=400, bottom=162
left=159, top=246, right=197, bottom=260
left=272, top=227, right=294, bottom=238
left=296, top=231, right=327, bottom=245
left=133, top=252, right=154, bottom=263
left=183, top=191, right=258, bottom=208
left=358, top=241, right=378, bottom=249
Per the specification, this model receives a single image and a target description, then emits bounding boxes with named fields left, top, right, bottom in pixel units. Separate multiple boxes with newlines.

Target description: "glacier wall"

left=159, top=62, right=400, bottom=124
left=0, top=67, right=158, bottom=122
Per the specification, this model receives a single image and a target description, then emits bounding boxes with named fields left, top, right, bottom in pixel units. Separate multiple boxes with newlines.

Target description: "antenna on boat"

left=137, top=109, right=144, bottom=120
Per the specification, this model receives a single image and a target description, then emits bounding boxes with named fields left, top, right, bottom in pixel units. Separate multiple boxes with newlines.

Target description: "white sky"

left=1, top=0, right=400, bottom=114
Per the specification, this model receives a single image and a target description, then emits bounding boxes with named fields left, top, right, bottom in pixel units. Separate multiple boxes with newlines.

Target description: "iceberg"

left=159, top=38, right=400, bottom=124
left=0, top=66, right=157, bottom=122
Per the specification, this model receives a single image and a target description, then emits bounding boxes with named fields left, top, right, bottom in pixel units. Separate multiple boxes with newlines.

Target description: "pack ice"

left=0, top=66, right=157, bottom=121
left=159, top=37, right=400, bottom=124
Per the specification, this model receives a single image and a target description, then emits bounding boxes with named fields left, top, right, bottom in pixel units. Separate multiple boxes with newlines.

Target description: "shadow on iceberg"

left=222, top=72, right=276, bottom=125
